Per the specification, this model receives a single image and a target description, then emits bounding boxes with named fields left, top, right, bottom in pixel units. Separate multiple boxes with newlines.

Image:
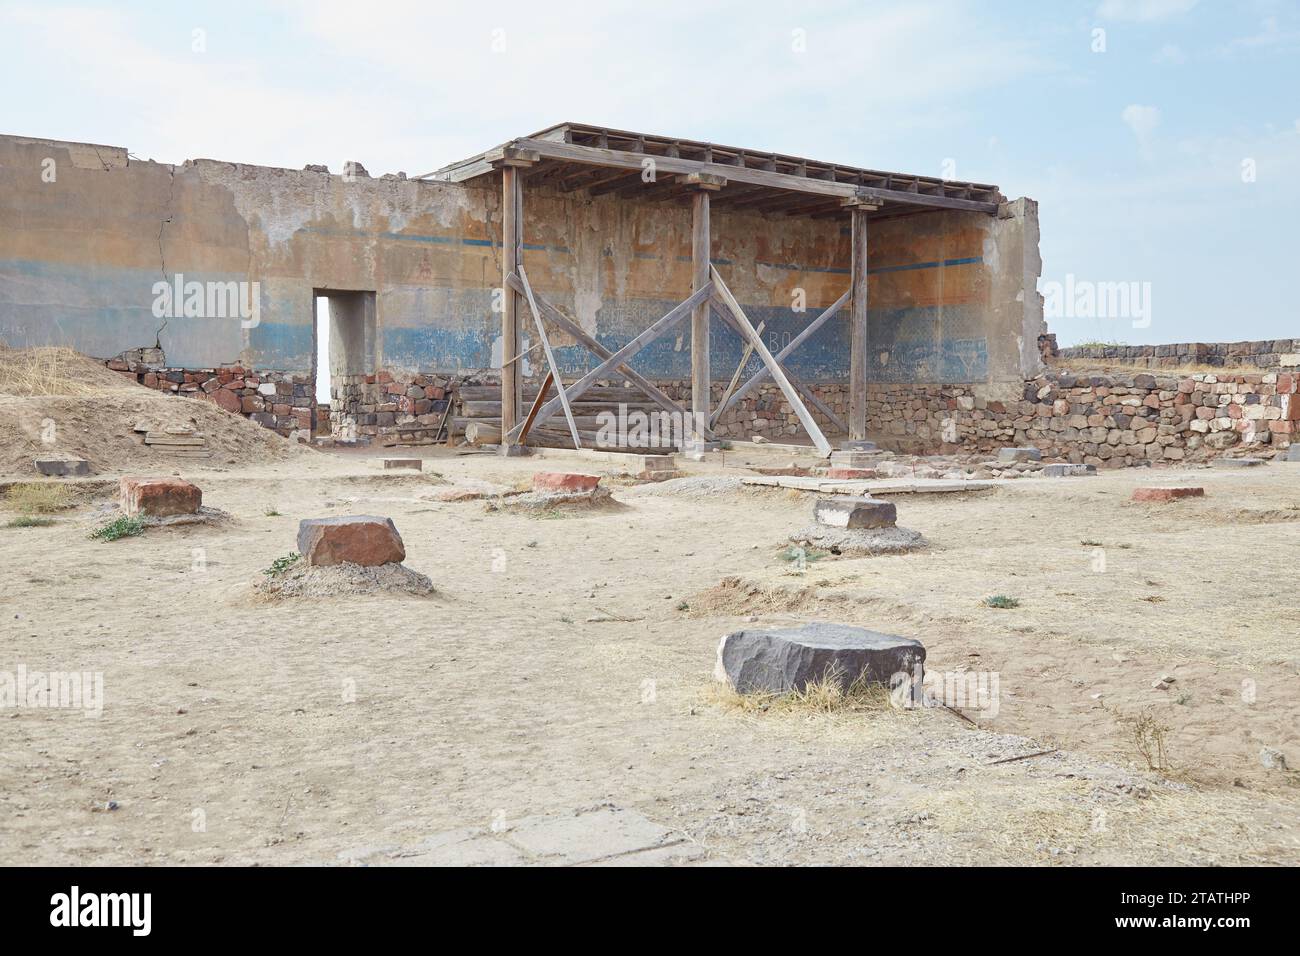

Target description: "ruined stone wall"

left=2, top=132, right=1042, bottom=390
left=105, top=361, right=316, bottom=440
left=1059, top=340, right=1300, bottom=370
left=861, top=369, right=1298, bottom=463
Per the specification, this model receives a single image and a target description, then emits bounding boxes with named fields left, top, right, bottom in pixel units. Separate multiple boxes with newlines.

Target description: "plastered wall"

left=0, top=133, right=1042, bottom=388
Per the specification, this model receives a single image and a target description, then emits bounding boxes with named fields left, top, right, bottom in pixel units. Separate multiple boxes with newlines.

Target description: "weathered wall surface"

left=2, top=133, right=1040, bottom=393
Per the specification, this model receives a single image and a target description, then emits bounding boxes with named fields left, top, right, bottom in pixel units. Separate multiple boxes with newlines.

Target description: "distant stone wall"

left=865, top=369, right=1297, bottom=465
left=1059, top=340, right=1300, bottom=370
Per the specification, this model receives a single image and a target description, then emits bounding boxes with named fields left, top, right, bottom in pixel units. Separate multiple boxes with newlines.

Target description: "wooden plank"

left=504, top=274, right=692, bottom=426
left=505, top=283, right=712, bottom=442
left=712, top=320, right=765, bottom=429
left=691, top=188, right=711, bottom=441
left=518, top=370, right=553, bottom=445
left=849, top=207, right=869, bottom=440
left=510, top=139, right=1000, bottom=212
left=713, top=289, right=849, bottom=420
left=710, top=266, right=831, bottom=457
left=518, top=265, right=582, bottom=448
left=501, top=166, right=523, bottom=438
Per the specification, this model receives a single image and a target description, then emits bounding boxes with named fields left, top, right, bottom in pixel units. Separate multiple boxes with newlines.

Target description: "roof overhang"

left=421, top=122, right=1004, bottom=219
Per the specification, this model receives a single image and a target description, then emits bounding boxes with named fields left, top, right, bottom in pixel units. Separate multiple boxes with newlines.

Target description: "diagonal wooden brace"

left=709, top=266, right=832, bottom=457
left=712, top=288, right=849, bottom=424
left=504, top=273, right=695, bottom=433
left=517, top=265, right=581, bottom=448
left=505, top=282, right=713, bottom=443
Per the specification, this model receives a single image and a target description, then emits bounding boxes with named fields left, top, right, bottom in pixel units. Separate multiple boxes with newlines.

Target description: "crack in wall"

left=154, top=163, right=177, bottom=347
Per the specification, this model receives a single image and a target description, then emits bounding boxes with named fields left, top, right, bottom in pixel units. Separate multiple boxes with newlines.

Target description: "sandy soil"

left=0, top=346, right=309, bottom=474
left=1, top=445, right=1298, bottom=865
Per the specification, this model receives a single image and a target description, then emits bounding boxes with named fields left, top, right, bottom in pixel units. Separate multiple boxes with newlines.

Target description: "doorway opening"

left=312, top=289, right=376, bottom=442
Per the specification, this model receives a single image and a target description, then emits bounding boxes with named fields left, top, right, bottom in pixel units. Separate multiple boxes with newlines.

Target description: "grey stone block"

left=1041, top=463, right=1096, bottom=477
left=32, top=457, right=91, bottom=477
left=839, top=440, right=879, bottom=451
left=1286, top=444, right=1300, bottom=462
left=997, top=447, right=1041, bottom=463
left=382, top=458, right=422, bottom=470
left=714, top=623, right=925, bottom=695
left=814, top=496, right=896, bottom=529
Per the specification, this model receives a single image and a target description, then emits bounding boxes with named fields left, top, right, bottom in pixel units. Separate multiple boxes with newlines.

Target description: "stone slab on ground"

left=998, top=447, right=1042, bottom=463
left=503, top=807, right=697, bottom=866
left=743, top=476, right=994, bottom=496
left=830, top=451, right=879, bottom=469
left=337, top=807, right=703, bottom=867
left=1131, top=487, right=1205, bottom=503
left=533, top=472, right=600, bottom=493
left=1213, top=458, right=1265, bottom=468
left=33, top=457, right=92, bottom=477
left=1041, top=463, right=1097, bottom=477
left=119, top=477, right=202, bottom=517
left=1286, top=444, right=1300, bottom=462
left=381, top=458, right=422, bottom=471
left=790, top=524, right=924, bottom=555
left=297, top=515, right=406, bottom=567
left=715, top=622, right=926, bottom=695
left=814, top=496, right=897, bottom=529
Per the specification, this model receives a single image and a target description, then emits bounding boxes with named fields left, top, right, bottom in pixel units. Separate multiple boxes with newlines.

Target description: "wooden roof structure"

left=423, top=121, right=1004, bottom=220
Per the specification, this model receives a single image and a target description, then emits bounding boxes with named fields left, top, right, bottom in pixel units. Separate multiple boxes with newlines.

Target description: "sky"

left=1, top=0, right=1296, bottom=347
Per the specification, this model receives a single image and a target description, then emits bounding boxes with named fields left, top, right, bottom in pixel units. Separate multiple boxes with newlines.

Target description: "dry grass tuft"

left=0, top=346, right=112, bottom=396
left=5, top=482, right=72, bottom=514
left=707, top=669, right=897, bottom=718
left=1121, top=707, right=1174, bottom=773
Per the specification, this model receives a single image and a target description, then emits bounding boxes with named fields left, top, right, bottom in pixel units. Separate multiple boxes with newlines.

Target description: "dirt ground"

left=1, top=444, right=1298, bottom=866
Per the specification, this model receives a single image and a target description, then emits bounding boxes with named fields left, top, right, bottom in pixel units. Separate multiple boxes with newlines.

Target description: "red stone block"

left=240, top=396, right=262, bottom=413
left=828, top=467, right=878, bottom=479
left=297, top=515, right=405, bottom=567
left=1131, top=487, right=1204, bottom=503
left=119, top=477, right=202, bottom=517
left=533, top=472, right=600, bottom=493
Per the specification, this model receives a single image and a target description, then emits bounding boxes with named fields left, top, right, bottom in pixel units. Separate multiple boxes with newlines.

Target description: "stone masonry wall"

left=329, top=371, right=453, bottom=446
left=867, top=369, right=1298, bottom=465
left=105, top=356, right=316, bottom=441
left=1060, top=340, right=1300, bottom=370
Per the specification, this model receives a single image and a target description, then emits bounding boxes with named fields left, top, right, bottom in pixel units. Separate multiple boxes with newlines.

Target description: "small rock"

left=1259, top=747, right=1289, bottom=771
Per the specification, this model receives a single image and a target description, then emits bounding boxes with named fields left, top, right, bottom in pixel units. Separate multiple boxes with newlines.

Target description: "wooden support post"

left=501, top=166, right=524, bottom=438
left=848, top=201, right=873, bottom=441
left=689, top=178, right=721, bottom=441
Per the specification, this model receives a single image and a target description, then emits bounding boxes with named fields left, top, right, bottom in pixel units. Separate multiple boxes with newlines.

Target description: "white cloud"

left=1217, top=16, right=1300, bottom=57
left=1153, top=42, right=1186, bottom=64
left=1121, top=104, right=1161, bottom=160
left=0, top=0, right=1049, bottom=177
left=1097, top=0, right=1197, bottom=22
